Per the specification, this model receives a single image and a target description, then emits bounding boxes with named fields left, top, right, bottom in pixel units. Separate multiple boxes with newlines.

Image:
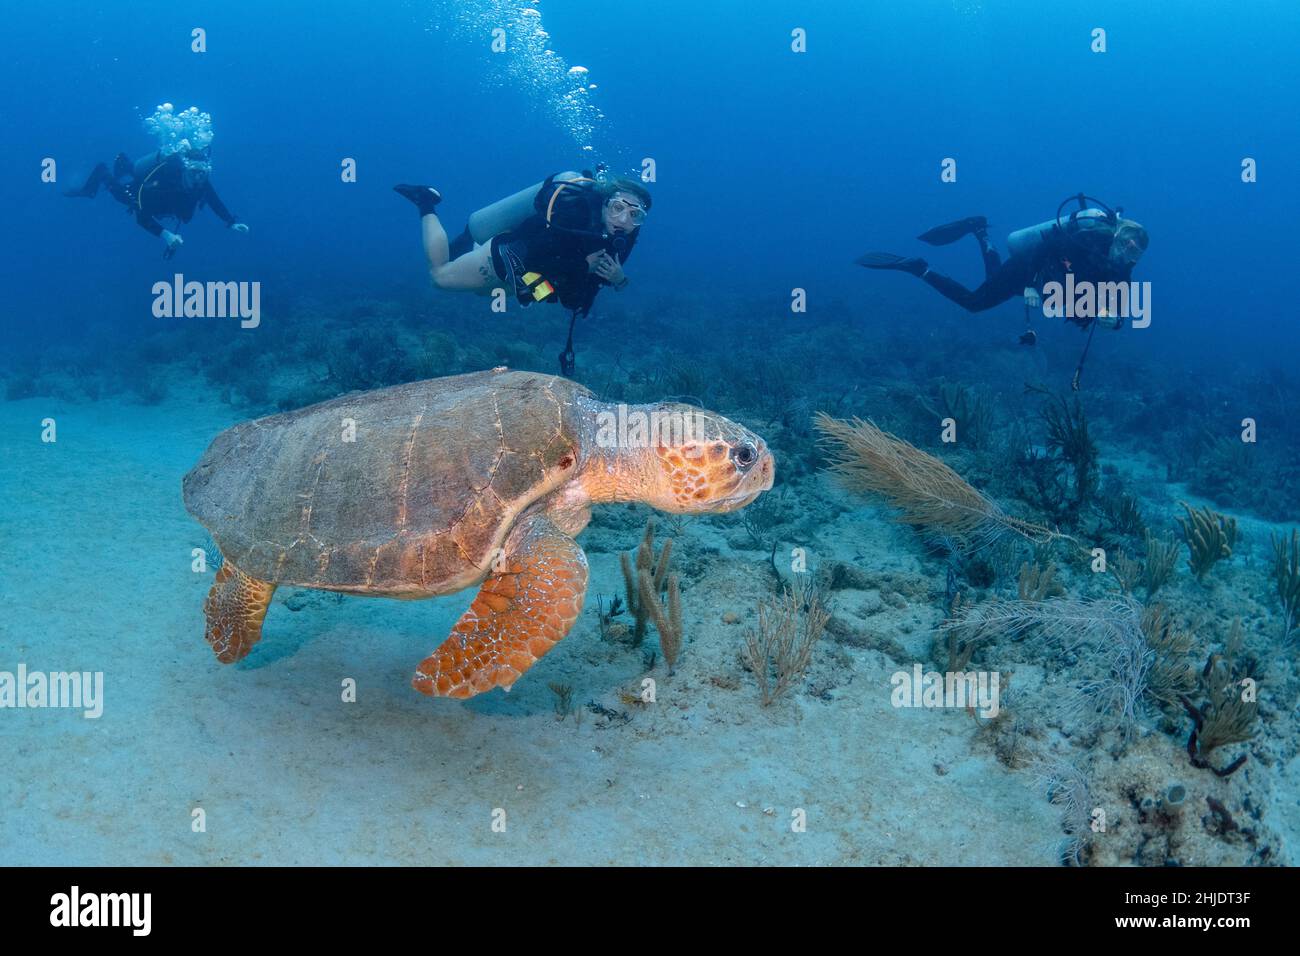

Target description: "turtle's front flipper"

left=202, top=560, right=277, bottom=663
left=413, top=516, right=588, bottom=699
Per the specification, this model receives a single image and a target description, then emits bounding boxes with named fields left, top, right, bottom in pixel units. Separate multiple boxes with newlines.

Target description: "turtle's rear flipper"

left=203, top=560, right=276, bottom=663
left=413, top=517, right=588, bottom=699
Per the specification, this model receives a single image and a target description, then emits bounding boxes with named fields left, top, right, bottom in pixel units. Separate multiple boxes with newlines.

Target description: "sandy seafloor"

left=0, top=385, right=1066, bottom=866
left=1, top=383, right=1295, bottom=867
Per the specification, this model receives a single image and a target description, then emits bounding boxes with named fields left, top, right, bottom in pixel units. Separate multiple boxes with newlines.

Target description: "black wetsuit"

left=484, top=180, right=636, bottom=315
left=71, top=151, right=238, bottom=237
left=924, top=228, right=1133, bottom=316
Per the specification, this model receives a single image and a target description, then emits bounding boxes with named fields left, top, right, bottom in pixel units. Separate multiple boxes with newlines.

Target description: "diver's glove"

left=161, top=230, right=184, bottom=260
left=231, top=222, right=249, bottom=234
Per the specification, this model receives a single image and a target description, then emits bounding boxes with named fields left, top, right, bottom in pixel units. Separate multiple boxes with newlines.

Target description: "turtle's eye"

left=733, top=442, right=758, bottom=469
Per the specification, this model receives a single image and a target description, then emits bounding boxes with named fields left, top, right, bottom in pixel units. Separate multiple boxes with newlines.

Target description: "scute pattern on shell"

left=182, top=370, right=589, bottom=594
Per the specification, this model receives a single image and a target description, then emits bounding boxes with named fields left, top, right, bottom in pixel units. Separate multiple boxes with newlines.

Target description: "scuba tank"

left=132, top=151, right=164, bottom=180
left=1006, top=195, right=1120, bottom=260
left=466, top=170, right=586, bottom=244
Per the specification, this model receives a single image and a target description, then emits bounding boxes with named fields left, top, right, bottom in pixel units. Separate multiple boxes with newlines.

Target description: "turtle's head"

left=586, top=401, right=774, bottom=513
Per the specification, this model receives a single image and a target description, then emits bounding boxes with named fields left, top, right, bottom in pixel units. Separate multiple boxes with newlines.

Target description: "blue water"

left=6, top=0, right=1298, bottom=363
left=2, top=0, right=1298, bottom=867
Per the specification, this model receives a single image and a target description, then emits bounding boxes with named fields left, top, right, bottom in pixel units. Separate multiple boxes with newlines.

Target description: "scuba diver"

left=858, top=194, right=1148, bottom=340
left=63, top=104, right=248, bottom=259
left=394, top=169, right=651, bottom=375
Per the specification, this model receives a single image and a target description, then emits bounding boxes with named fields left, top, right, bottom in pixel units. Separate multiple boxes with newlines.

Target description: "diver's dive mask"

left=1109, top=219, right=1148, bottom=269
left=606, top=197, right=646, bottom=226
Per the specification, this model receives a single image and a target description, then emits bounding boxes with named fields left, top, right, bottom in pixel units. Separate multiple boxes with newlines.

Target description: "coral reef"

left=942, top=594, right=1206, bottom=751
left=1141, top=531, right=1180, bottom=597
left=594, top=594, right=629, bottom=643
left=742, top=586, right=829, bottom=706
left=1099, top=489, right=1147, bottom=539
left=1107, top=549, right=1142, bottom=596
left=1182, top=620, right=1258, bottom=777
left=815, top=413, right=1058, bottom=551
left=939, top=596, right=1135, bottom=654
left=917, top=381, right=995, bottom=450
left=739, top=484, right=790, bottom=552
left=1018, top=560, right=1065, bottom=602
left=11, top=280, right=1294, bottom=867
left=1028, top=387, right=1100, bottom=523
left=1032, top=757, right=1098, bottom=866
left=1069, top=615, right=1155, bottom=743
left=1152, top=387, right=1299, bottom=522
left=640, top=571, right=683, bottom=673
left=1177, top=502, right=1238, bottom=582
left=1270, top=529, right=1300, bottom=641
left=936, top=592, right=987, bottom=672
left=618, top=519, right=673, bottom=646
left=1140, top=605, right=1198, bottom=710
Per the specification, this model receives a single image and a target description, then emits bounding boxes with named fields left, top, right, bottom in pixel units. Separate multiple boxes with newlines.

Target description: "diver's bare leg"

left=431, top=240, right=498, bottom=292
left=420, top=212, right=450, bottom=271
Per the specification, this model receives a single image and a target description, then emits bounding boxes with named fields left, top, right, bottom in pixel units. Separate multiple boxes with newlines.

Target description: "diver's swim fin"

left=856, top=252, right=928, bottom=276
left=917, top=216, right=989, bottom=246
left=63, top=163, right=109, bottom=198
left=1018, top=330, right=1037, bottom=346
left=393, top=184, right=442, bottom=216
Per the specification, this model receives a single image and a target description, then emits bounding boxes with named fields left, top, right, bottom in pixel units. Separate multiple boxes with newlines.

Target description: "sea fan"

left=1030, top=756, right=1097, bottom=866
left=942, top=596, right=1160, bottom=742
left=814, top=412, right=1058, bottom=550
left=937, top=596, right=1140, bottom=653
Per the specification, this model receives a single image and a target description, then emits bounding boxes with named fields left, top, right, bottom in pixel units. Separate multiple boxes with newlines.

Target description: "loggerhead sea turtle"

left=183, top=369, right=774, bottom=698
